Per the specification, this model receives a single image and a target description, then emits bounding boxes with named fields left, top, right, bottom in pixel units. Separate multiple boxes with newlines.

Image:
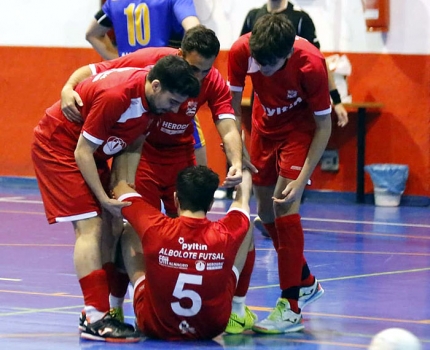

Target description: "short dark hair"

left=176, top=166, right=219, bottom=213
left=249, top=14, right=296, bottom=66
left=181, top=25, right=220, bottom=59
left=148, top=55, right=200, bottom=98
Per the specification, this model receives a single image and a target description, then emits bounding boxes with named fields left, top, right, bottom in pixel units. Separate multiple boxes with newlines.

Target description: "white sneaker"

left=298, top=279, right=324, bottom=309
left=252, top=298, right=304, bottom=334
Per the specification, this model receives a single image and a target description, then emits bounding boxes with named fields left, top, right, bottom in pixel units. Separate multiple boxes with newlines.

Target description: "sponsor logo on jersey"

left=195, top=260, right=206, bottom=271
left=158, top=254, right=188, bottom=269
left=178, top=237, right=208, bottom=251
left=179, top=320, right=196, bottom=334
left=103, top=136, right=127, bottom=155
left=160, top=121, right=189, bottom=135
left=261, top=97, right=303, bottom=117
left=290, top=165, right=302, bottom=171
left=185, top=101, right=198, bottom=117
left=206, top=262, right=224, bottom=270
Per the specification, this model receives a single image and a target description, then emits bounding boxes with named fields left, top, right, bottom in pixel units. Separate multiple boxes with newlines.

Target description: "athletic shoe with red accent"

left=79, top=311, right=140, bottom=343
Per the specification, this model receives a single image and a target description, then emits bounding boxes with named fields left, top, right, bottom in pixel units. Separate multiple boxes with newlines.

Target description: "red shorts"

left=133, top=271, right=237, bottom=340
left=250, top=129, right=313, bottom=186
left=134, top=157, right=196, bottom=215
left=31, top=138, right=110, bottom=224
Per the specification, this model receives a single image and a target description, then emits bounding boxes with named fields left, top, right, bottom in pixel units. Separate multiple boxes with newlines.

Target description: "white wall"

left=0, top=0, right=429, bottom=54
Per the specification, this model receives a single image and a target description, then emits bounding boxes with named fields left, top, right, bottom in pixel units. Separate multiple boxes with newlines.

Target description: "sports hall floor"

left=0, top=178, right=429, bottom=349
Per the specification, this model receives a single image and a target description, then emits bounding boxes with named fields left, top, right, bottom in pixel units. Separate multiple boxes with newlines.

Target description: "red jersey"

left=91, top=47, right=234, bottom=163
left=228, top=34, right=331, bottom=140
left=119, top=193, right=250, bottom=340
left=34, top=68, right=154, bottom=161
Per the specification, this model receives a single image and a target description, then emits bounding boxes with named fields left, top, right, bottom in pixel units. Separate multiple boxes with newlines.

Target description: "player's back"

left=139, top=211, right=248, bottom=339
left=103, top=0, right=189, bottom=56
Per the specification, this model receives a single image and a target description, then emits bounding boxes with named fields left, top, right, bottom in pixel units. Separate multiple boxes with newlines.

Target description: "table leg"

left=356, top=107, right=366, bottom=203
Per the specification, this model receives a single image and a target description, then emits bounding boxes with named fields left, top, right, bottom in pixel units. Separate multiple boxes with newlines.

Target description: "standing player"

left=228, top=14, right=329, bottom=333
left=241, top=0, right=348, bottom=237
left=112, top=166, right=254, bottom=340
left=31, top=55, right=200, bottom=342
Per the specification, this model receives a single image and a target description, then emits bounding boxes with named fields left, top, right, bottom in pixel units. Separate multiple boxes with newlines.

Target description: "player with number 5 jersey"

left=113, top=166, right=254, bottom=340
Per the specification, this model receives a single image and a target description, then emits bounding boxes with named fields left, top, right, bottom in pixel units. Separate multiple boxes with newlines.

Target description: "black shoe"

left=80, top=311, right=140, bottom=343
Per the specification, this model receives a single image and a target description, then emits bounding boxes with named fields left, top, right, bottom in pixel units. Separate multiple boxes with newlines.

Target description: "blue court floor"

left=0, top=180, right=429, bottom=349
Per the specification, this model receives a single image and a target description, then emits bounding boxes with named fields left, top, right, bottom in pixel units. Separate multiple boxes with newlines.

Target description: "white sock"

left=231, top=296, right=246, bottom=317
left=84, top=306, right=106, bottom=323
left=109, top=295, right=124, bottom=309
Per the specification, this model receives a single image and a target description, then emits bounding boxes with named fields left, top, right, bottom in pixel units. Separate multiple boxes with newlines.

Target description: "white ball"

left=368, top=328, right=422, bottom=350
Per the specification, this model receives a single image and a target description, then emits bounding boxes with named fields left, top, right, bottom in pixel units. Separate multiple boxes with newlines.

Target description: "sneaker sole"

left=299, top=286, right=325, bottom=309
left=80, top=332, right=141, bottom=343
left=252, top=322, right=305, bottom=334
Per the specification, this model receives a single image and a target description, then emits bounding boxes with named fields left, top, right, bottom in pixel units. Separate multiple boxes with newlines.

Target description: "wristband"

left=330, top=89, right=342, bottom=105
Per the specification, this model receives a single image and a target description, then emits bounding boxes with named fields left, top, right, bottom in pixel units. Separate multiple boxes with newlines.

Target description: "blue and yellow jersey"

left=102, top=0, right=197, bottom=56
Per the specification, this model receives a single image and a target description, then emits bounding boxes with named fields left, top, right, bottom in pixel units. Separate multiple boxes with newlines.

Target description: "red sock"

left=79, top=269, right=110, bottom=312
left=275, top=214, right=304, bottom=313
left=235, top=248, right=255, bottom=297
left=263, top=222, right=279, bottom=251
left=103, top=262, right=130, bottom=298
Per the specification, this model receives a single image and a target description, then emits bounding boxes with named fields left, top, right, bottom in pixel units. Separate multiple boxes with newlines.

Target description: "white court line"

left=0, top=278, right=21, bottom=282
left=208, top=210, right=430, bottom=228
left=0, top=197, right=42, bottom=204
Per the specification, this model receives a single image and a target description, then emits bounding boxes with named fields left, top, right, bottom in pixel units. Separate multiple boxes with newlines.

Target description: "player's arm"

left=110, top=134, right=146, bottom=188
left=215, top=118, right=243, bottom=187
left=85, top=11, right=119, bottom=61
left=173, top=0, right=200, bottom=31
left=229, top=167, right=252, bottom=213
left=181, top=16, right=200, bottom=31
left=75, top=134, right=131, bottom=216
left=326, top=63, right=348, bottom=127
left=230, top=90, right=254, bottom=172
left=61, top=65, right=93, bottom=122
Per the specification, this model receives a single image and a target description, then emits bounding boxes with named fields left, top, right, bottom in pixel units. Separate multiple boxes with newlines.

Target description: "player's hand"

left=223, top=165, right=242, bottom=188
left=272, top=179, right=306, bottom=204
left=334, top=104, right=348, bottom=127
left=61, top=87, right=84, bottom=123
left=101, top=198, right=131, bottom=218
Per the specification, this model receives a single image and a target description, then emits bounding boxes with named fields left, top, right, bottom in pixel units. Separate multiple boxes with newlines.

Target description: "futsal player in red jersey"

left=31, top=55, right=200, bottom=342
left=228, top=14, right=330, bottom=333
left=112, top=166, right=254, bottom=340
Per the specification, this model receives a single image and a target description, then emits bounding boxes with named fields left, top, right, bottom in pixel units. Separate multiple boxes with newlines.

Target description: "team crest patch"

left=287, top=90, right=298, bottom=99
left=185, top=101, right=198, bottom=117
left=103, top=136, right=127, bottom=155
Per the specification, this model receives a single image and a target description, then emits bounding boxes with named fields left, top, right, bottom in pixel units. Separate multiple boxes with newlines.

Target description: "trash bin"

left=364, top=164, right=409, bottom=207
